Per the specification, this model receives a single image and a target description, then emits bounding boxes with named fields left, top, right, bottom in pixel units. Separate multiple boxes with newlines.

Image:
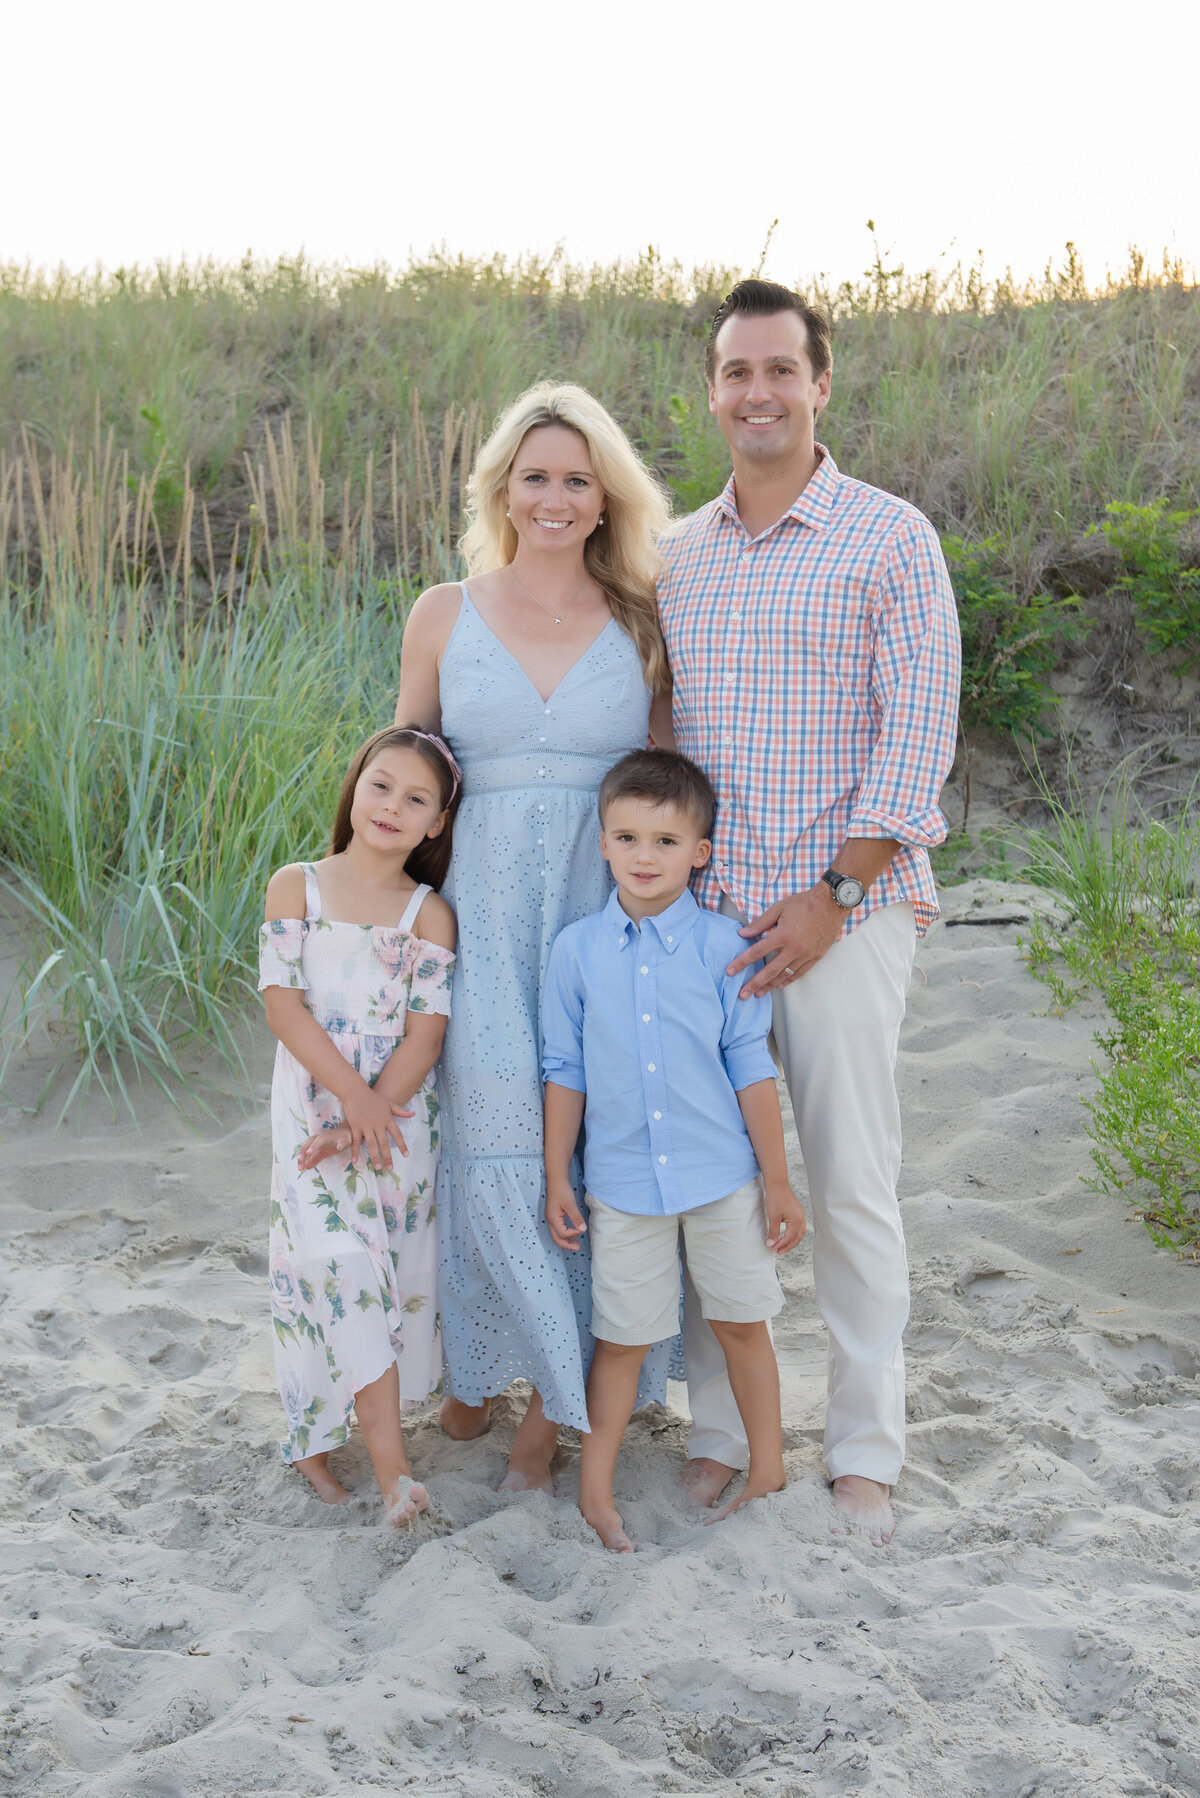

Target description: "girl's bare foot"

left=678, top=1456, right=739, bottom=1509
left=439, top=1395, right=492, bottom=1440
left=581, top=1502, right=634, bottom=1553
left=294, top=1453, right=352, bottom=1505
left=384, top=1474, right=430, bottom=1527
left=707, top=1470, right=785, bottom=1524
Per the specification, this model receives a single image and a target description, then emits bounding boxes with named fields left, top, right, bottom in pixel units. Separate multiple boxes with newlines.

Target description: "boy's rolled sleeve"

left=540, top=934, right=587, bottom=1094
left=718, top=978, right=776, bottom=1092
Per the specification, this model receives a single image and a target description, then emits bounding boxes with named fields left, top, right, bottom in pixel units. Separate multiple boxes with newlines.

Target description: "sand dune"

left=2, top=879, right=1198, bottom=1797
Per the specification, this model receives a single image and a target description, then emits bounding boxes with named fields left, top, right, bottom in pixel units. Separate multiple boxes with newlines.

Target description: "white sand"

left=2, top=879, right=1198, bottom=1798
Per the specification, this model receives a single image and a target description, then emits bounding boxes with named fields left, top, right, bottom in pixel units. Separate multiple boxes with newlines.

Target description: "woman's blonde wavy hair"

left=459, top=382, right=673, bottom=693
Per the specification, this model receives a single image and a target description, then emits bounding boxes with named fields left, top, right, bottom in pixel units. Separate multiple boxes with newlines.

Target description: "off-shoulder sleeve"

left=258, top=918, right=310, bottom=991
left=406, top=940, right=456, bottom=1017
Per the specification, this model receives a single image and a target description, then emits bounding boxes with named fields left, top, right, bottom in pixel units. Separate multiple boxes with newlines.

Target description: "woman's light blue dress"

left=437, top=587, right=667, bottom=1429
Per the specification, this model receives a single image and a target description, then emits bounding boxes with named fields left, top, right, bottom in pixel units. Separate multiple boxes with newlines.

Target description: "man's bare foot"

left=707, top=1472, right=786, bottom=1524
left=384, top=1474, right=430, bottom=1527
left=678, top=1456, right=739, bottom=1510
left=294, top=1453, right=352, bottom=1504
left=438, top=1395, right=492, bottom=1441
left=831, top=1475, right=895, bottom=1547
left=580, top=1502, right=634, bottom=1553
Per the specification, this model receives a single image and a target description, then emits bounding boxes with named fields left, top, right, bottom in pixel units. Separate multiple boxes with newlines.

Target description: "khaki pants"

left=683, top=899, right=916, bottom=1484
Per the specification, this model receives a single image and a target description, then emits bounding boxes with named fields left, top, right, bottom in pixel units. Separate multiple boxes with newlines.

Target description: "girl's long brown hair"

left=329, top=724, right=461, bottom=890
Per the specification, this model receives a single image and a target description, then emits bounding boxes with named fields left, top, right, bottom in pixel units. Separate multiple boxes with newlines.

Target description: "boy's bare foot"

left=384, top=1474, right=430, bottom=1527
left=438, top=1395, right=492, bottom=1440
left=294, top=1453, right=352, bottom=1504
left=706, top=1471, right=785, bottom=1524
left=581, top=1502, right=634, bottom=1553
left=678, top=1456, right=739, bottom=1509
left=831, top=1475, right=895, bottom=1546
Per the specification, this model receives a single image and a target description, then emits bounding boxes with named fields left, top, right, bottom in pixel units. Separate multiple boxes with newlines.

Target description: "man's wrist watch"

left=821, top=867, right=866, bottom=909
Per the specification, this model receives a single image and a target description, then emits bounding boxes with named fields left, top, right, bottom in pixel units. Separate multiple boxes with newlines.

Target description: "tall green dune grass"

left=0, top=576, right=399, bottom=1112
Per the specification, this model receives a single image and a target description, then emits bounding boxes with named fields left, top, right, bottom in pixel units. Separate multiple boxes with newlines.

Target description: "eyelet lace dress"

left=258, top=865, right=455, bottom=1463
left=436, top=587, right=674, bottom=1429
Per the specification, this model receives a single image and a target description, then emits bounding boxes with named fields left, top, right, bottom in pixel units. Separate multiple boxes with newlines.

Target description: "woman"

left=396, top=382, right=673, bottom=1490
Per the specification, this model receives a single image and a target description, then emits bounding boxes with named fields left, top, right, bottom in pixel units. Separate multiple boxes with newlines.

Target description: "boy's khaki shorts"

left=587, top=1178, right=784, bottom=1347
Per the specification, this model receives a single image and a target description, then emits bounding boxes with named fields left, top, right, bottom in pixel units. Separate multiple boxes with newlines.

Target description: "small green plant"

left=1016, top=756, right=1200, bottom=1257
left=1088, top=969, right=1200, bottom=1256
left=942, top=536, right=1083, bottom=826
left=1090, top=500, right=1200, bottom=664
left=665, top=393, right=729, bottom=515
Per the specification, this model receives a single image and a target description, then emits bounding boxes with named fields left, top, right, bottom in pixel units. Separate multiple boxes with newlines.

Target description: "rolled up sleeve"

left=848, top=515, right=961, bottom=847
left=718, top=980, right=776, bottom=1092
left=541, top=936, right=587, bottom=1094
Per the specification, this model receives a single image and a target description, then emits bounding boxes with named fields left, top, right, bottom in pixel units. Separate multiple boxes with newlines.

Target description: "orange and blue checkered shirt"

left=658, top=448, right=961, bottom=937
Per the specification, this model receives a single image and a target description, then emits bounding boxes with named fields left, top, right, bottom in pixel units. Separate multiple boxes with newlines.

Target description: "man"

left=660, top=278, right=961, bottom=1545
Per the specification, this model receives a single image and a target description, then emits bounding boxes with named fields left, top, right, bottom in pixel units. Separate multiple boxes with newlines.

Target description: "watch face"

left=835, top=876, right=865, bottom=908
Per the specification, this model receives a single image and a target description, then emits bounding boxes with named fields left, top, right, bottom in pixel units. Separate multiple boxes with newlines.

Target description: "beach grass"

left=1018, top=755, right=1200, bottom=1256
left=3, top=245, right=1197, bottom=597
left=0, top=574, right=399, bottom=1114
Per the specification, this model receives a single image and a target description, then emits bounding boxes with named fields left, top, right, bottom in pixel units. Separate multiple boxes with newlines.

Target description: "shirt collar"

left=606, top=884, right=701, bottom=952
left=715, top=443, right=839, bottom=539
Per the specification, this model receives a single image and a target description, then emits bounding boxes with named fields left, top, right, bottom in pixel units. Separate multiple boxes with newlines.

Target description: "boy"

left=541, top=750, right=807, bottom=1553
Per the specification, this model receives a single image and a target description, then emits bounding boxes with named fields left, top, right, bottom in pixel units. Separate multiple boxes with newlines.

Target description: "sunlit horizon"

left=6, top=0, right=1197, bottom=303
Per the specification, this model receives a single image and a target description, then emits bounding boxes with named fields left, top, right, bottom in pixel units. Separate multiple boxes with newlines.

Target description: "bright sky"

left=7, top=0, right=1198, bottom=292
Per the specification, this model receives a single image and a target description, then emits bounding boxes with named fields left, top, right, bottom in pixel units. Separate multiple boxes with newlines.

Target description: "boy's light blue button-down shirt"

left=541, top=887, right=776, bottom=1216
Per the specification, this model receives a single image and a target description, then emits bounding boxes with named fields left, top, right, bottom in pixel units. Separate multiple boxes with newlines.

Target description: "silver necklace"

left=508, top=565, right=589, bottom=626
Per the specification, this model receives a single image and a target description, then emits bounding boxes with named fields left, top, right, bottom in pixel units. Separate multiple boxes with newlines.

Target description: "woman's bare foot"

left=294, top=1453, right=352, bottom=1505
left=439, top=1395, right=492, bottom=1441
left=831, top=1475, right=895, bottom=1546
left=707, top=1471, right=785, bottom=1524
left=581, top=1502, right=634, bottom=1553
left=498, top=1389, right=558, bottom=1493
left=677, top=1456, right=739, bottom=1510
left=384, top=1474, right=430, bottom=1527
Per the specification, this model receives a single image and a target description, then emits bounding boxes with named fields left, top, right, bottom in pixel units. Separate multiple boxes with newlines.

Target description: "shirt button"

left=537, top=839, right=543, bottom=846
left=544, top=707, right=551, bottom=715
left=725, top=675, right=734, bottom=684
left=723, top=736, right=732, bottom=745
left=538, top=804, right=545, bottom=812
left=647, top=1062, right=656, bottom=1072
left=653, top=1110, right=662, bottom=1120
left=658, top=1155, right=667, bottom=1165
left=666, top=936, right=673, bottom=944
left=640, top=965, right=649, bottom=975
left=642, top=1013, right=650, bottom=1023
left=732, top=610, right=741, bottom=621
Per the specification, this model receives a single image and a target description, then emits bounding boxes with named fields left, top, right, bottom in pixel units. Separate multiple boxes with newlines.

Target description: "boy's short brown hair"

left=598, top=749, right=716, bottom=836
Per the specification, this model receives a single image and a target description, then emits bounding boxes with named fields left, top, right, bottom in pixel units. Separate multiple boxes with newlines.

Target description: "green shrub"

left=1088, top=968, right=1200, bottom=1256
left=1090, top=500, right=1200, bottom=663
left=942, top=536, right=1083, bottom=825
left=1017, top=758, right=1200, bottom=1257
left=944, top=536, right=1083, bottom=741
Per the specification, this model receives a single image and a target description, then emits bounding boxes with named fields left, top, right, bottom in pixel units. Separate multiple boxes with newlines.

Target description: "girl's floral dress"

left=258, top=865, right=455, bottom=1464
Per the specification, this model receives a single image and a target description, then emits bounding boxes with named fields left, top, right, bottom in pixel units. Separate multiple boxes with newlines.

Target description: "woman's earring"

left=598, top=514, right=605, bottom=525
left=505, top=509, right=510, bottom=518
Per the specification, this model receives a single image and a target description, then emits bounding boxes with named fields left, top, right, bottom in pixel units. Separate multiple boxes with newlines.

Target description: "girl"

left=259, top=724, right=460, bottom=1525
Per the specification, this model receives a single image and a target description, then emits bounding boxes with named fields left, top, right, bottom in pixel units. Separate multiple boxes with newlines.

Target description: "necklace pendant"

left=554, top=616, right=562, bottom=625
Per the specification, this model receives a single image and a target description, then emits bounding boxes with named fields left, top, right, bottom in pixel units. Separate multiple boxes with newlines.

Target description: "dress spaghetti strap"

left=300, top=863, right=322, bottom=921
left=398, top=883, right=431, bottom=935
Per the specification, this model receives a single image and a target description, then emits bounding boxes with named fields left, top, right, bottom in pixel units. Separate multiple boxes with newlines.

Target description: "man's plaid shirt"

left=658, top=448, right=961, bottom=937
